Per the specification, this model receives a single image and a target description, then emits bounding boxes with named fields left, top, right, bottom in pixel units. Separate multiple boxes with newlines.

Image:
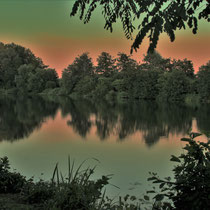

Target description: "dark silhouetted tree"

left=171, top=58, right=195, bottom=78
left=114, top=53, right=138, bottom=98
left=0, top=42, right=45, bottom=89
left=197, top=61, right=210, bottom=101
left=142, top=51, right=171, bottom=71
left=61, top=53, right=94, bottom=94
left=96, top=52, right=116, bottom=77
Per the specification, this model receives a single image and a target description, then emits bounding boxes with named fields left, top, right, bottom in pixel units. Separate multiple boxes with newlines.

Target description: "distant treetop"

left=70, top=0, right=210, bottom=53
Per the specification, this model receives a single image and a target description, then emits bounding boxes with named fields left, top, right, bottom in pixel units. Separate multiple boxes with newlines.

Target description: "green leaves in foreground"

left=147, top=132, right=210, bottom=210
left=170, top=155, right=180, bottom=163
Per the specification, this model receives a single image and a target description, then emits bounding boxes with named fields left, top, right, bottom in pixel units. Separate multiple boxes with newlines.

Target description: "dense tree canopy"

left=59, top=50, right=209, bottom=102
left=0, top=42, right=45, bottom=89
left=0, top=42, right=59, bottom=94
left=61, top=53, right=94, bottom=94
left=0, top=42, right=210, bottom=103
left=96, top=52, right=116, bottom=76
left=197, top=61, right=210, bottom=101
left=70, top=0, right=210, bottom=53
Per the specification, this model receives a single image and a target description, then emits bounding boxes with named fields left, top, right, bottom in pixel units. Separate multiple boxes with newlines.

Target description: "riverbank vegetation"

left=0, top=133, right=209, bottom=209
left=0, top=42, right=210, bottom=103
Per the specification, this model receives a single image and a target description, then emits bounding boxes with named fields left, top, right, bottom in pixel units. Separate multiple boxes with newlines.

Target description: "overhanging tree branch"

left=70, top=0, right=210, bottom=53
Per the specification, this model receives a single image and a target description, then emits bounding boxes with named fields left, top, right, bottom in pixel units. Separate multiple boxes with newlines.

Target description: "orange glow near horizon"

left=2, top=32, right=209, bottom=78
left=0, top=1, right=209, bottom=77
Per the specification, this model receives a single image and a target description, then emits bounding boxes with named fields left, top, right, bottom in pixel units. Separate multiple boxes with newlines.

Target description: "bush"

left=0, top=157, right=26, bottom=193
left=22, top=180, right=56, bottom=205
left=147, top=133, right=210, bottom=210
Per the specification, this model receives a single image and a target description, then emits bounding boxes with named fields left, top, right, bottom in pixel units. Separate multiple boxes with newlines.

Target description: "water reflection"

left=196, top=104, right=210, bottom=138
left=0, top=96, right=59, bottom=142
left=61, top=100, right=195, bottom=146
left=0, top=96, right=209, bottom=146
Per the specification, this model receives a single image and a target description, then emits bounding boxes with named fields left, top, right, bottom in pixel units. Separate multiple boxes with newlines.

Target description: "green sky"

left=0, top=0, right=209, bottom=75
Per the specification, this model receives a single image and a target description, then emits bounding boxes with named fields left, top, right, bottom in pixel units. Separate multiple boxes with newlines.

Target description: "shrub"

left=0, top=157, right=26, bottom=193
left=147, top=133, right=210, bottom=210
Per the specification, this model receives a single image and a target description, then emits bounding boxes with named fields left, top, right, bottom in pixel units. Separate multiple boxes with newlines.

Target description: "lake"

left=0, top=96, right=209, bottom=197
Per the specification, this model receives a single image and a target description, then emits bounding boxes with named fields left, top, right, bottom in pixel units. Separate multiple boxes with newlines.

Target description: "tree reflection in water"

left=0, top=96, right=59, bottom=142
left=0, top=96, right=209, bottom=147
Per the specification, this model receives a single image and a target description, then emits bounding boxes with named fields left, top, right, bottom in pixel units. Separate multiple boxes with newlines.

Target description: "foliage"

left=74, top=75, right=97, bottom=97
left=47, top=158, right=111, bottom=210
left=15, top=64, right=35, bottom=94
left=0, top=42, right=59, bottom=95
left=59, top=51, right=209, bottom=102
left=158, top=70, right=190, bottom=101
left=133, top=69, right=161, bottom=99
left=70, top=0, right=210, bottom=53
left=45, top=81, right=57, bottom=89
left=0, top=42, right=45, bottom=89
left=0, top=157, right=26, bottom=194
left=116, top=53, right=138, bottom=73
left=142, top=51, right=171, bottom=72
left=62, top=53, right=94, bottom=95
left=22, top=180, right=56, bottom=205
left=171, top=59, right=195, bottom=79
left=0, top=155, right=146, bottom=209
left=1, top=41, right=210, bottom=103
left=96, top=52, right=116, bottom=77
left=0, top=156, right=113, bottom=210
left=93, top=76, right=113, bottom=99
left=197, top=61, right=210, bottom=102
left=147, top=132, right=210, bottom=210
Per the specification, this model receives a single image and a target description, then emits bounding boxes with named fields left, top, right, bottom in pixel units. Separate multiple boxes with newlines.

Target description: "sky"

left=0, top=0, right=209, bottom=76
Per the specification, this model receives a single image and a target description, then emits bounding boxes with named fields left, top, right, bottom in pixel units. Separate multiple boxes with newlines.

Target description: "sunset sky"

left=0, top=0, right=209, bottom=76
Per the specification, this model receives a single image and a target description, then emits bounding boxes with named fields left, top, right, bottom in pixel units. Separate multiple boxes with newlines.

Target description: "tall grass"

left=0, top=156, right=149, bottom=209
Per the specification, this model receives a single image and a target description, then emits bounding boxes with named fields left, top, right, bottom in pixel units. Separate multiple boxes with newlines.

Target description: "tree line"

left=0, top=42, right=209, bottom=102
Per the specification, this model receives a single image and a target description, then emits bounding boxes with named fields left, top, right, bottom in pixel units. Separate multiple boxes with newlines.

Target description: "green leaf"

left=153, top=180, right=163, bottom=184
left=190, top=132, right=202, bottom=139
left=147, top=190, right=156, bottom=194
left=124, top=194, right=129, bottom=201
left=154, top=194, right=164, bottom=201
left=130, top=195, right=136, bottom=201
left=144, top=195, right=150, bottom=201
left=170, top=155, right=181, bottom=162
left=181, top=138, right=190, bottom=142
left=147, top=177, right=156, bottom=181
left=160, top=183, right=165, bottom=189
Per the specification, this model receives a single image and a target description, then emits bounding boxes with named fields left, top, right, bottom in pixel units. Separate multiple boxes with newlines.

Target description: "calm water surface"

left=0, top=97, right=209, bottom=196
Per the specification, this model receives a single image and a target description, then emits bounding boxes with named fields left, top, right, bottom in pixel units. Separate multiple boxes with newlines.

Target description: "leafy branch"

left=70, top=0, right=210, bottom=53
